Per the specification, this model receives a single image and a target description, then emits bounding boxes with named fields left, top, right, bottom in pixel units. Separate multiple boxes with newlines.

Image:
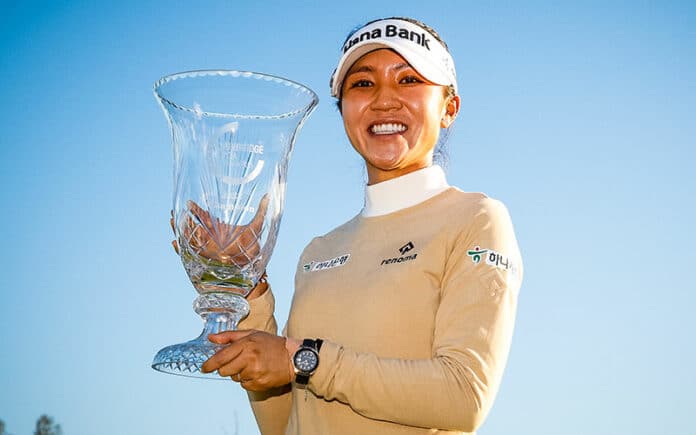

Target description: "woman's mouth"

left=369, top=123, right=407, bottom=135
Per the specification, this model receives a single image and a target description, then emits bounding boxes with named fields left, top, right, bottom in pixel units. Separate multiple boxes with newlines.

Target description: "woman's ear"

left=441, top=95, right=461, bottom=128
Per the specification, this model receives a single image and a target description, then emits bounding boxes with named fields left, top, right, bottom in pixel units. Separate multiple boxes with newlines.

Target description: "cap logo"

left=343, top=24, right=431, bottom=54
left=330, top=18, right=458, bottom=98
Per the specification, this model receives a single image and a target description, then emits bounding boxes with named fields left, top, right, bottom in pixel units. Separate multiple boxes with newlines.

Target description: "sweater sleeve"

left=237, top=283, right=278, bottom=333
left=307, top=198, right=523, bottom=432
left=238, top=285, right=293, bottom=435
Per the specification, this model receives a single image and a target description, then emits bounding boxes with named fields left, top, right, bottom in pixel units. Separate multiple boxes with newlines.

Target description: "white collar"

left=362, top=165, right=450, bottom=217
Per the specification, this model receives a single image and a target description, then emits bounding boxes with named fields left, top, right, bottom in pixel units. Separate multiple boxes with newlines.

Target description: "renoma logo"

left=381, top=241, right=418, bottom=266
left=399, top=242, right=414, bottom=255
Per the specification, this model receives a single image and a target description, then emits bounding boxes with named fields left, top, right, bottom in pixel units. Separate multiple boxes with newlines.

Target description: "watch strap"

left=295, top=372, right=310, bottom=385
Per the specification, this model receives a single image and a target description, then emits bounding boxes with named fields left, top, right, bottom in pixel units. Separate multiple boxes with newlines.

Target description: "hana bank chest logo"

left=303, top=254, right=351, bottom=272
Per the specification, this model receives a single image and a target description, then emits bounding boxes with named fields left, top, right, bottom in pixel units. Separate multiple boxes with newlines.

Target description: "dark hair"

left=335, top=17, right=457, bottom=169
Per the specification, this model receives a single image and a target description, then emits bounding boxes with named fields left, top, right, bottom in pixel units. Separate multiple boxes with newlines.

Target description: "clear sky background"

left=1, top=1, right=694, bottom=434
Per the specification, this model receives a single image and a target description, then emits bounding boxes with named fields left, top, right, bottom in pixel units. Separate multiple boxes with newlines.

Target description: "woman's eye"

left=400, top=76, right=422, bottom=84
left=350, top=79, right=372, bottom=88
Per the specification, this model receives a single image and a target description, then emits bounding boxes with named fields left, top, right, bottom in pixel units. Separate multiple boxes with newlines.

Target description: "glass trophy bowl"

left=151, top=70, right=318, bottom=379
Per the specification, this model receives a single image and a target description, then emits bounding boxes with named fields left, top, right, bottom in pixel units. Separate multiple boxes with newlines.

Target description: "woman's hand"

left=169, top=198, right=270, bottom=299
left=201, top=330, right=301, bottom=391
left=170, top=195, right=269, bottom=266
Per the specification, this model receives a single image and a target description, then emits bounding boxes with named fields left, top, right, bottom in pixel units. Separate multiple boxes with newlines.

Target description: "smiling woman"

left=196, top=16, right=524, bottom=435
left=339, top=49, right=459, bottom=184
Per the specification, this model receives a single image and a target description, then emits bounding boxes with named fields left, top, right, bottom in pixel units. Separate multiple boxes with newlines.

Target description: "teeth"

left=371, top=123, right=407, bottom=135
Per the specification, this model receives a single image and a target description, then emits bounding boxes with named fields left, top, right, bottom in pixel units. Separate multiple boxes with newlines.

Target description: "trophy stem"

left=152, top=293, right=250, bottom=379
left=194, top=292, right=250, bottom=337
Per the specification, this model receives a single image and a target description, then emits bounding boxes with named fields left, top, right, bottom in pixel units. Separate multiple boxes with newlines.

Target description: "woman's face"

left=340, top=49, right=458, bottom=184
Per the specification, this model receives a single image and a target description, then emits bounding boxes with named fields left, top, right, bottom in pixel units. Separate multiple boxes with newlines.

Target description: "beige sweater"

left=239, top=188, right=523, bottom=434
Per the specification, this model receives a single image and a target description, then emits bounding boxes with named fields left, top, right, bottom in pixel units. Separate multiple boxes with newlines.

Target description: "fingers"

left=186, top=201, right=243, bottom=263
left=221, top=238, right=259, bottom=265
left=201, top=330, right=294, bottom=391
left=170, top=210, right=181, bottom=255
left=207, top=329, right=255, bottom=344
left=249, top=194, right=270, bottom=234
left=186, top=201, right=221, bottom=257
left=182, top=201, right=216, bottom=256
left=175, top=197, right=269, bottom=265
left=220, top=197, right=269, bottom=262
left=187, top=200, right=212, bottom=228
left=201, top=330, right=257, bottom=373
left=201, top=343, right=245, bottom=374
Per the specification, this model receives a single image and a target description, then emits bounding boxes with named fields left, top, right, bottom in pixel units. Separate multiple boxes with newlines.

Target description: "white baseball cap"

left=330, top=18, right=458, bottom=98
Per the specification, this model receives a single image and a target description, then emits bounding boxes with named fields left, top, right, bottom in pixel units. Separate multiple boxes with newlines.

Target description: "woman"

left=199, top=17, right=523, bottom=435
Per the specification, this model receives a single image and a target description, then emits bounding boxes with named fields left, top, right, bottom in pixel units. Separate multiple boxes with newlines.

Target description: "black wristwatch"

left=292, top=338, right=323, bottom=385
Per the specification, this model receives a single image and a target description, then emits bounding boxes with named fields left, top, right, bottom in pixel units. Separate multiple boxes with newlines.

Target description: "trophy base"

left=152, top=293, right=250, bottom=379
left=151, top=336, right=227, bottom=379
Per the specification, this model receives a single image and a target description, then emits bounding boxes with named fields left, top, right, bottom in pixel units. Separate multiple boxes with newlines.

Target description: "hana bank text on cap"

left=330, top=18, right=458, bottom=98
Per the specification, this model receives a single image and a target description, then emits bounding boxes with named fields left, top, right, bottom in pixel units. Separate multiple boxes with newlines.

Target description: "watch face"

left=294, top=349, right=318, bottom=373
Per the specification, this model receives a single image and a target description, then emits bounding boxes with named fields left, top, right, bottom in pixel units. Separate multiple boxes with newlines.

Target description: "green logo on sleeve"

left=467, top=246, right=488, bottom=264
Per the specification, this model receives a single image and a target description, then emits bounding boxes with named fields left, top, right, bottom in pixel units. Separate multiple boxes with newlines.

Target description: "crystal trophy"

left=151, top=70, right=318, bottom=378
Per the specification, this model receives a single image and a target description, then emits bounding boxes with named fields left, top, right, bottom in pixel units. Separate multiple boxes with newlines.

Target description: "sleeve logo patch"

left=303, top=254, right=351, bottom=272
left=467, top=246, right=519, bottom=276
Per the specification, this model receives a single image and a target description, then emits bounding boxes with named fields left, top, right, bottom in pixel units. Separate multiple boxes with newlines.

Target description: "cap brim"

left=330, top=40, right=453, bottom=98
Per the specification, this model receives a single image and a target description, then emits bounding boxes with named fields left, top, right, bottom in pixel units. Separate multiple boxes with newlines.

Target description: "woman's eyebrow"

left=347, top=63, right=413, bottom=77
left=346, top=65, right=374, bottom=76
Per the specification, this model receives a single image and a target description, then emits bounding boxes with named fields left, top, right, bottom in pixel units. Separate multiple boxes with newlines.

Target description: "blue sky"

left=1, top=1, right=694, bottom=434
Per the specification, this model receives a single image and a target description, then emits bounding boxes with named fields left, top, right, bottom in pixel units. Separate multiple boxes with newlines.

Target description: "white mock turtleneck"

left=362, top=165, right=450, bottom=217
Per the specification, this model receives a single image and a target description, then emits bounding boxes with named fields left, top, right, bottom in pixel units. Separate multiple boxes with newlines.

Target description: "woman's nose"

left=369, top=85, right=402, bottom=111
